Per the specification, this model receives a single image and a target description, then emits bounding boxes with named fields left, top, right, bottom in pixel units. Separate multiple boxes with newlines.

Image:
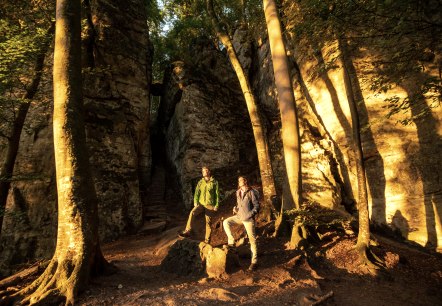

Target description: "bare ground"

left=69, top=227, right=442, bottom=306
left=73, top=203, right=442, bottom=306
left=4, top=197, right=442, bottom=306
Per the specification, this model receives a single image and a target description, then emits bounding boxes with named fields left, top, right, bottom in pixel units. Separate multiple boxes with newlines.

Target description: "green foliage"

left=145, top=0, right=164, bottom=30
left=284, top=201, right=351, bottom=227
left=149, top=0, right=210, bottom=81
left=380, top=76, right=441, bottom=125
left=0, top=20, right=49, bottom=94
left=0, top=1, right=54, bottom=138
left=149, top=0, right=264, bottom=82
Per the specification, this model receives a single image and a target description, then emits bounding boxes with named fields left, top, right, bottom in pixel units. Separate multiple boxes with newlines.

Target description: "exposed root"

left=0, top=261, right=49, bottom=291
left=3, top=258, right=81, bottom=306
left=289, top=221, right=309, bottom=250
left=302, top=256, right=324, bottom=280
left=355, top=242, right=385, bottom=273
left=273, top=211, right=290, bottom=238
left=16, top=260, right=58, bottom=298
left=0, top=294, right=15, bottom=306
left=5, top=246, right=109, bottom=306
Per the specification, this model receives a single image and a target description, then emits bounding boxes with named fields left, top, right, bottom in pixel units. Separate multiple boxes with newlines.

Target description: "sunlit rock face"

left=296, top=45, right=442, bottom=250
left=0, top=0, right=152, bottom=274
left=158, top=42, right=256, bottom=207
left=234, top=29, right=345, bottom=210
left=235, top=24, right=442, bottom=250
left=358, top=76, right=442, bottom=250
left=281, top=2, right=442, bottom=250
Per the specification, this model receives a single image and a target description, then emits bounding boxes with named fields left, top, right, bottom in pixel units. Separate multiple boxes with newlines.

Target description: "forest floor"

left=74, top=193, right=442, bottom=306
left=6, top=195, right=442, bottom=306
left=74, top=228, right=442, bottom=306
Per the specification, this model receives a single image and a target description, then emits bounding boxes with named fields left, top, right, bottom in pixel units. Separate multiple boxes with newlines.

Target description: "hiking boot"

left=178, top=230, right=191, bottom=238
left=248, top=263, right=258, bottom=271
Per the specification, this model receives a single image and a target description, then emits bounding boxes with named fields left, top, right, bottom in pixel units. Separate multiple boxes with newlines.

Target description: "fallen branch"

left=310, top=291, right=334, bottom=305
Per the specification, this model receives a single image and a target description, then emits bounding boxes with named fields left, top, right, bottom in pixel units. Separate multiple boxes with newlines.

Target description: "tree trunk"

left=262, top=0, right=302, bottom=208
left=339, top=38, right=371, bottom=264
left=0, top=23, right=55, bottom=234
left=7, top=1, right=107, bottom=304
left=207, top=0, right=277, bottom=220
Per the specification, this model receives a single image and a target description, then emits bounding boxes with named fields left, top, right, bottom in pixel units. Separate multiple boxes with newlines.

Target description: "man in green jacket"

left=178, top=166, right=219, bottom=244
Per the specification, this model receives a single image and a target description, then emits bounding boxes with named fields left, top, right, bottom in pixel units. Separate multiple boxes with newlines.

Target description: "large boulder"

left=160, top=238, right=239, bottom=278
left=160, top=239, right=207, bottom=276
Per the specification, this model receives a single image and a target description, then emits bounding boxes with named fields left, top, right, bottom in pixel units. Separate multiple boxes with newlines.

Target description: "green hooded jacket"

left=194, top=177, right=219, bottom=208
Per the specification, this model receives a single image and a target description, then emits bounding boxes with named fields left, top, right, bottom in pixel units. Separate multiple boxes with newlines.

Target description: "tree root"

left=0, top=260, right=49, bottom=290
left=289, top=221, right=309, bottom=250
left=273, top=211, right=290, bottom=238
left=0, top=247, right=111, bottom=305
left=2, top=258, right=82, bottom=306
left=355, top=242, right=385, bottom=273
left=301, top=256, right=323, bottom=280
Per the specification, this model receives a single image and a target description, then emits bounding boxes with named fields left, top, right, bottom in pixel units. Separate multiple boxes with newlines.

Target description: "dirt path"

left=75, top=219, right=442, bottom=306
left=74, top=176, right=442, bottom=305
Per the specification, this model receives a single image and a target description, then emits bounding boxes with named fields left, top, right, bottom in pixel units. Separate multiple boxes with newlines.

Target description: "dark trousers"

left=185, top=204, right=215, bottom=242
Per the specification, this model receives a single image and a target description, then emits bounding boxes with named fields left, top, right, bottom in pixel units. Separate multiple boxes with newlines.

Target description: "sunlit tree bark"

left=207, top=0, right=277, bottom=220
left=262, top=0, right=301, bottom=208
left=339, top=38, right=377, bottom=267
left=0, top=23, right=54, bottom=235
left=5, top=0, right=107, bottom=304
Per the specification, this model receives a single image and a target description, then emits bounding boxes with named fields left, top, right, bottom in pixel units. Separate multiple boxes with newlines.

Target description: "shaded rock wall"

left=158, top=43, right=256, bottom=207
left=0, top=96, right=56, bottom=272
left=84, top=0, right=152, bottom=238
left=0, top=0, right=152, bottom=274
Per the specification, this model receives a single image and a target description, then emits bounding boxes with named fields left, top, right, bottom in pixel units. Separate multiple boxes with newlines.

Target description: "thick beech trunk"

left=6, top=1, right=107, bottom=304
left=0, top=23, right=54, bottom=234
left=263, top=0, right=302, bottom=209
left=263, top=0, right=305, bottom=247
left=207, top=0, right=277, bottom=220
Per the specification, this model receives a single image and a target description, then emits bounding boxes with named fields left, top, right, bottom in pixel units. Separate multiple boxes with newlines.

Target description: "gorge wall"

left=157, top=41, right=257, bottom=207
left=158, top=33, right=345, bottom=212
left=159, top=26, right=441, bottom=251
left=253, top=27, right=441, bottom=249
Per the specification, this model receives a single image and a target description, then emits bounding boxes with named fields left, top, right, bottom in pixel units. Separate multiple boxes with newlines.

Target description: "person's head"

left=202, top=166, right=211, bottom=178
left=238, top=176, right=249, bottom=189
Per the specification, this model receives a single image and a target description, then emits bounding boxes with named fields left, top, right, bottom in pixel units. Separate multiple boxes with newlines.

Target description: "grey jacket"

left=235, top=187, right=260, bottom=221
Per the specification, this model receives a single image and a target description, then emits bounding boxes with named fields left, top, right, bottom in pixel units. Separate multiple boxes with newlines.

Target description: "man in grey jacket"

left=223, top=176, right=259, bottom=271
